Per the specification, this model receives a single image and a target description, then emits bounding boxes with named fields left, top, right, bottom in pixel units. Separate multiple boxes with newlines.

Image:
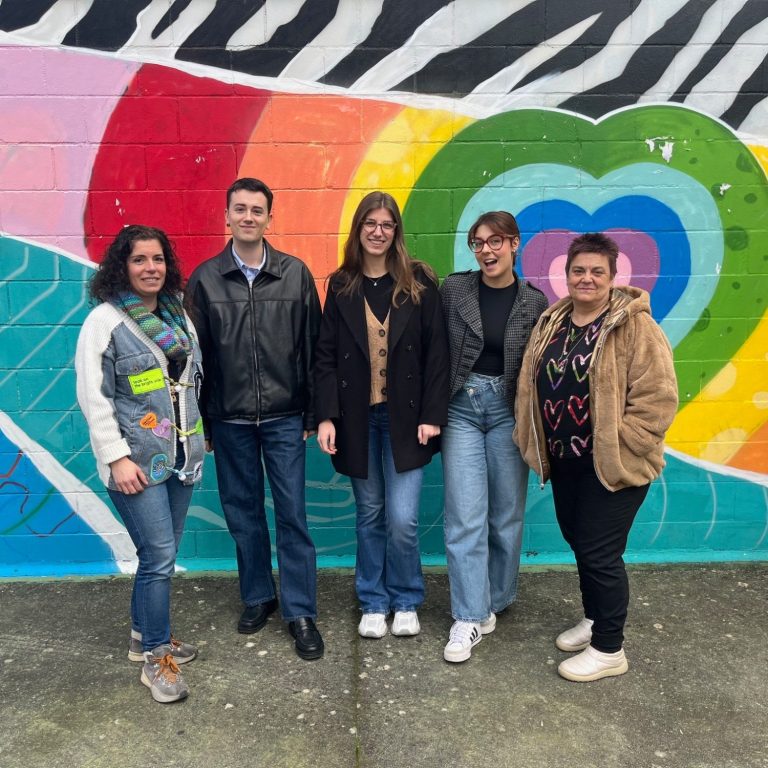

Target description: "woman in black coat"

left=314, top=191, right=449, bottom=640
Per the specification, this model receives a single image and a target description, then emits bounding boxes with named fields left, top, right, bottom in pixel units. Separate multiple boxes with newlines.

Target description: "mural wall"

left=1, top=0, right=767, bottom=576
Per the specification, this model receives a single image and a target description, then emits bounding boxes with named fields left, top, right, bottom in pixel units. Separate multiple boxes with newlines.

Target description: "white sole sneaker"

left=391, top=611, right=420, bottom=636
left=443, top=621, right=482, bottom=663
left=358, top=613, right=388, bottom=638
left=557, top=646, right=628, bottom=682
left=479, top=613, right=496, bottom=635
left=555, top=617, right=593, bottom=652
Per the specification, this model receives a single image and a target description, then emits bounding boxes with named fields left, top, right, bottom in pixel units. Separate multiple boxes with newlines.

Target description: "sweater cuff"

left=97, top=438, right=131, bottom=467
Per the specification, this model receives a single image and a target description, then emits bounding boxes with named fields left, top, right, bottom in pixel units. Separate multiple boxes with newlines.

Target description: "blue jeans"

left=211, top=416, right=317, bottom=621
left=108, top=473, right=192, bottom=651
left=350, top=404, right=425, bottom=614
left=442, top=373, right=529, bottom=622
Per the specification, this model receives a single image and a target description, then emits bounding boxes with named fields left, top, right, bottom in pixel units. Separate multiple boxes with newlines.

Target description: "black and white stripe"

left=1, top=0, right=766, bottom=132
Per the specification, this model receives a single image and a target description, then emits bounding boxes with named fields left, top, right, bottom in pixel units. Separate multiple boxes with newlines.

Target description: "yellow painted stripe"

left=337, top=107, right=475, bottom=263
left=667, top=309, right=768, bottom=468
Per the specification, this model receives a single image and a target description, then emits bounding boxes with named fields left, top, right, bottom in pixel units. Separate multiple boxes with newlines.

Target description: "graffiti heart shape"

left=403, top=104, right=768, bottom=410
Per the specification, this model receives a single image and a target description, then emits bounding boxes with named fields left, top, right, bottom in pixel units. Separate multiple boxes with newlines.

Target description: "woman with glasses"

left=314, top=191, right=449, bottom=639
left=439, top=211, right=547, bottom=662
left=75, top=225, right=204, bottom=703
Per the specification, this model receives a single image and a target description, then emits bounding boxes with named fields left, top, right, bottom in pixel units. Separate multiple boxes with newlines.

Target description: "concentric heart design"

left=403, top=105, right=768, bottom=417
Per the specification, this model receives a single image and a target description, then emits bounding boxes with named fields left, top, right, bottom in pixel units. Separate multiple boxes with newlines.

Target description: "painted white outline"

left=0, top=410, right=136, bottom=571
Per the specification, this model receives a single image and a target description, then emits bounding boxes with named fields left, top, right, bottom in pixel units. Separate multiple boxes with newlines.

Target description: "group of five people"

left=75, top=178, right=677, bottom=704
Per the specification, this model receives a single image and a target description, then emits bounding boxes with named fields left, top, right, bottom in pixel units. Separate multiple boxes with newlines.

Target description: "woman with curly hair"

left=75, top=225, right=204, bottom=703
left=314, top=192, right=449, bottom=639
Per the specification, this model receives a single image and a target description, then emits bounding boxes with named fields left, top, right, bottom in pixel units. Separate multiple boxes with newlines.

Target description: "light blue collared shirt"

left=231, top=242, right=267, bottom=284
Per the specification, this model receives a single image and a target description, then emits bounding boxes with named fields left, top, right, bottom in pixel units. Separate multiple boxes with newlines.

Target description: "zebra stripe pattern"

left=0, top=0, right=766, bottom=131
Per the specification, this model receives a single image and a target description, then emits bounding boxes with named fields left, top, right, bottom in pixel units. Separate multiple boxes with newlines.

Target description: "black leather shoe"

left=288, top=617, right=324, bottom=660
left=237, top=599, right=278, bottom=634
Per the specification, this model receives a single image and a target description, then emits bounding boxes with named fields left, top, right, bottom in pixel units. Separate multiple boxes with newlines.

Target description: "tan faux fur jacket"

left=514, top=286, right=678, bottom=491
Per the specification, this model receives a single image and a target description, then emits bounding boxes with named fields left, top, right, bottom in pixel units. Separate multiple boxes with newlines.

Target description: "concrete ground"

left=0, top=564, right=766, bottom=768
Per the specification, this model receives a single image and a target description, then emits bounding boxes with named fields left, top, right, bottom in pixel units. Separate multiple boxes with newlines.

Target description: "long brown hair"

left=333, top=191, right=436, bottom=305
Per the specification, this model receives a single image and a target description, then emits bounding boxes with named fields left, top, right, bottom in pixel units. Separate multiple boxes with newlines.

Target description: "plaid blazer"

left=439, top=270, right=548, bottom=411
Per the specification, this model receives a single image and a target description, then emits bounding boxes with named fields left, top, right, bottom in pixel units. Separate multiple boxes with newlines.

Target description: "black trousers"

left=550, top=455, right=649, bottom=652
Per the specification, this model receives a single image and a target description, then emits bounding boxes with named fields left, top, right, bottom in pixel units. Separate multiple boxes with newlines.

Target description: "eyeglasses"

left=468, top=235, right=512, bottom=253
left=362, top=219, right=397, bottom=233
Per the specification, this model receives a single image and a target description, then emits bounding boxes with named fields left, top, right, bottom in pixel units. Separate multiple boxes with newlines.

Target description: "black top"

left=535, top=310, right=608, bottom=459
left=472, top=279, right=519, bottom=376
left=362, top=273, right=394, bottom=324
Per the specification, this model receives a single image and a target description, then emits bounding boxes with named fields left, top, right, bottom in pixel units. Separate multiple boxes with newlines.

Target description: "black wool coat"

left=313, top=271, right=450, bottom=479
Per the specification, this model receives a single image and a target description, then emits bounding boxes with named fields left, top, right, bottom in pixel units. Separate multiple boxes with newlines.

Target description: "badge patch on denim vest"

left=128, top=367, right=165, bottom=395
left=149, top=453, right=169, bottom=482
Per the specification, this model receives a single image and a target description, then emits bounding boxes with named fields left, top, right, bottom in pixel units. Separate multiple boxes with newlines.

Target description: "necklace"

left=364, top=273, right=387, bottom=287
left=558, top=315, right=589, bottom=363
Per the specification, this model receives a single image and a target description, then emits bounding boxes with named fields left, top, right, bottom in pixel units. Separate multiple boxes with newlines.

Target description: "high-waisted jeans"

left=442, top=373, right=529, bottom=622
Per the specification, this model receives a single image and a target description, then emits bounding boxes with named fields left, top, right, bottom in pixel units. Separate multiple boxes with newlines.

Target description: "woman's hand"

left=417, top=424, right=441, bottom=445
left=317, top=420, right=337, bottom=455
left=110, top=456, right=149, bottom=495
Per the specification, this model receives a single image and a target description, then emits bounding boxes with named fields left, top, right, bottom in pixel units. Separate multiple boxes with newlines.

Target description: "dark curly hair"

left=89, top=225, right=184, bottom=303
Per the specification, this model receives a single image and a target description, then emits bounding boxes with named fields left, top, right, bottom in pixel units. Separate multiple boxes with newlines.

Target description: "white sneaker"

left=555, top=617, right=594, bottom=652
left=358, top=613, right=387, bottom=638
left=557, top=645, right=628, bottom=682
left=391, top=611, right=420, bottom=636
left=443, top=621, right=482, bottom=663
left=479, top=613, right=496, bottom=635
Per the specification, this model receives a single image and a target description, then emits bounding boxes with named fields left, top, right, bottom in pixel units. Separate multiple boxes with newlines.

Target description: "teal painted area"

left=1, top=234, right=767, bottom=577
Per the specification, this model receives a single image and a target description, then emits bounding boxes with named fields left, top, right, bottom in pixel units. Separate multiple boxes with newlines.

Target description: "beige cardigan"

left=514, top=286, right=678, bottom=491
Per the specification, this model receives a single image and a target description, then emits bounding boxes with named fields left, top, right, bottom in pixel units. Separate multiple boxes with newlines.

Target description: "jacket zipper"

left=586, top=309, right=623, bottom=490
left=527, top=322, right=547, bottom=488
left=248, top=277, right=262, bottom=425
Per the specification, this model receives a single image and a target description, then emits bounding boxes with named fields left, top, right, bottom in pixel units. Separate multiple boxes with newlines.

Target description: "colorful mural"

left=1, top=0, right=767, bottom=575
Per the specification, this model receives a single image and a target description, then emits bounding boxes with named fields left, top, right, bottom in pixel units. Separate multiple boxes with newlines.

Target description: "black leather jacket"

left=186, top=240, right=321, bottom=434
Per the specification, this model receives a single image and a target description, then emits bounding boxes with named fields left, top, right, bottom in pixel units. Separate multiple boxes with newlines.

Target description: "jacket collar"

left=215, top=238, right=283, bottom=279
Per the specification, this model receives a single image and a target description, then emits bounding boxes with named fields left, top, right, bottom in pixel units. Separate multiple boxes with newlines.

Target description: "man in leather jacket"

left=186, top=178, right=324, bottom=660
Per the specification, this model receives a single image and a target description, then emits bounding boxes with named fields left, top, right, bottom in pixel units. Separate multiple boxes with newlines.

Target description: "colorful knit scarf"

left=113, top=291, right=191, bottom=364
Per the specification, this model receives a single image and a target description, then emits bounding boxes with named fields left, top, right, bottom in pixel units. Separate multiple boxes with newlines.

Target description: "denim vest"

left=77, top=302, right=205, bottom=489
left=109, top=323, right=204, bottom=487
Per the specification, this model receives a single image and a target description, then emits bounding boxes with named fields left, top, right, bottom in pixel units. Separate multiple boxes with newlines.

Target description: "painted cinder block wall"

left=1, top=1, right=767, bottom=576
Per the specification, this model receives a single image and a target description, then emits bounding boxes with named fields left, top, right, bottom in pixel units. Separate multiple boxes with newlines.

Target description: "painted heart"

left=546, top=359, right=566, bottom=390
left=568, top=395, right=590, bottom=426
left=403, top=105, right=768, bottom=408
left=140, top=412, right=158, bottom=429
left=520, top=226, right=660, bottom=304
left=570, top=435, right=592, bottom=457
left=544, top=399, right=565, bottom=431
left=571, top=354, right=590, bottom=383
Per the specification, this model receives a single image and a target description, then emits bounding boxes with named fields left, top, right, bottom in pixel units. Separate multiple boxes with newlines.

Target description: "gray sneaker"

left=128, top=629, right=197, bottom=664
left=141, top=645, right=189, bottom=703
